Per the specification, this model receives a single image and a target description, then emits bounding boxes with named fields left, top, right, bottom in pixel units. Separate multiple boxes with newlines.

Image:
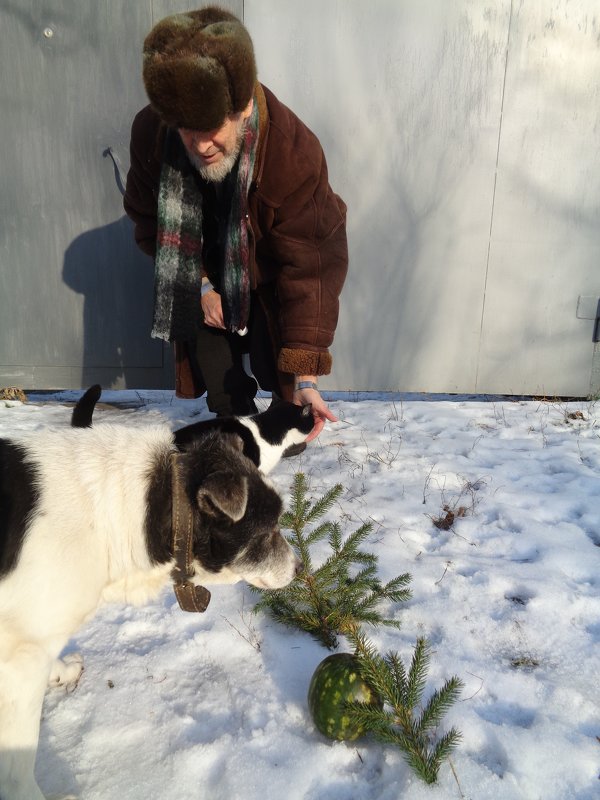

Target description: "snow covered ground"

left=2, top=390, right=599, bottom=800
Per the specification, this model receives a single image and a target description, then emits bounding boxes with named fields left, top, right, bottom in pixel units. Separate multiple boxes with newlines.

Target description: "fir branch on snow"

left=345, top=626, right=463, bottom=785
left=253, top=473, right=411, bottom=649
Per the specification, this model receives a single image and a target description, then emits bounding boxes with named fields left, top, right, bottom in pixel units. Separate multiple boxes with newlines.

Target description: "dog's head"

left=181, top=432, right=300, bottom=589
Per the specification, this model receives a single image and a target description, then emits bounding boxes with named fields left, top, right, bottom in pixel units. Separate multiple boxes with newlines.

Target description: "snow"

left=2, top=390, right=599, bottom=800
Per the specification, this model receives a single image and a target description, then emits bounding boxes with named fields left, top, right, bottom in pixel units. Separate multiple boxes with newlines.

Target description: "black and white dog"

left=0, top=418, right=301, bottom=799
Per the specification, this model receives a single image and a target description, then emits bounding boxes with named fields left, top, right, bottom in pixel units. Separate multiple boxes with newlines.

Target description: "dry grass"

left=0, top=387, right=27, bottom=402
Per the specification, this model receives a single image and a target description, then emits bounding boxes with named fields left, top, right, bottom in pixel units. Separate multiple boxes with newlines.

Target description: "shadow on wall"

left=62, top=216, right=169, bottom=389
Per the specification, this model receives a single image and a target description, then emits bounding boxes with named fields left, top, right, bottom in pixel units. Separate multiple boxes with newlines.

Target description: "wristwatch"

left=294, top=381, right=318, bottom=391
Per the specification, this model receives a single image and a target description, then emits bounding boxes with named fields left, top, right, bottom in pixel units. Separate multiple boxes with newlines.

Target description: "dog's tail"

left=71, top=384, right=102, bottom=428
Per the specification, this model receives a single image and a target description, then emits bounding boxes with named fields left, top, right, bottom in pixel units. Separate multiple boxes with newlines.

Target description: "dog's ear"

left=196, top=473, right=249, bottom=522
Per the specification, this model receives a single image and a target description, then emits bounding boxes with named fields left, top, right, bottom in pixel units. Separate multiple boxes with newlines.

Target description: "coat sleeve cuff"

left=278, top=347, right=332, bottom=376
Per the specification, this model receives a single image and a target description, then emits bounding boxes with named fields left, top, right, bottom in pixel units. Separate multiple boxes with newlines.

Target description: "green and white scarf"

left=152, top=100, right=259, bottom=341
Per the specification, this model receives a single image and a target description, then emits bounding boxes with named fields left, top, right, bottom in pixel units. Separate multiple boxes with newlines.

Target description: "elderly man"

left=124, top=6, right=348, bottom=441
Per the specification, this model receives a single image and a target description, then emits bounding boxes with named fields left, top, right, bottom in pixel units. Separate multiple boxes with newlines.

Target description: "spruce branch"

left=345, top=626, right=463, bottom=785
left=406, top=636, right=430, bottom=709
left=253, top=473, right=411, bottom=649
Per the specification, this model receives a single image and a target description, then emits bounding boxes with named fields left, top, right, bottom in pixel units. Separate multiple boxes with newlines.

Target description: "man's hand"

left=201, top=289, right=225, bottom=329
left=293, top=377, right=337, bottom=440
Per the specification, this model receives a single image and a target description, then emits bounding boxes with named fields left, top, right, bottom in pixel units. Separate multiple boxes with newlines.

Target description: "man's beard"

left=185, top=122, right=246, bottom=183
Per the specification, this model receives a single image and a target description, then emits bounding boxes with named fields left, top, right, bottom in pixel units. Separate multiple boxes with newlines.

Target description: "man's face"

left=179, top=99, right=253, bottom=182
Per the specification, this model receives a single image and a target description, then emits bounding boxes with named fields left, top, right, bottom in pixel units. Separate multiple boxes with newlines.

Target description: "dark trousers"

left=194, top=298, right=280, bottom=417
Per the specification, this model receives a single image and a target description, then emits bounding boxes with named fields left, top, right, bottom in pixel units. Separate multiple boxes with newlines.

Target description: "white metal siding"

left=247, top=0, right=600, bottom=396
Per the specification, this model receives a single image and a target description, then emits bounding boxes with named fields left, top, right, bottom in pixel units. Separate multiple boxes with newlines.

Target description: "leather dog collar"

left=171, top=453, right=211, bottom=613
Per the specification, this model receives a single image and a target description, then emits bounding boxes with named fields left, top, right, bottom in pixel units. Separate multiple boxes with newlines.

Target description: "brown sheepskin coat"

left=124, top=83, right=348, bottom=400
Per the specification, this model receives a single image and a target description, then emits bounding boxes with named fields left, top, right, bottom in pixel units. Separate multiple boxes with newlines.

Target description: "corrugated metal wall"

left=1, top=1, right=599, bottom=395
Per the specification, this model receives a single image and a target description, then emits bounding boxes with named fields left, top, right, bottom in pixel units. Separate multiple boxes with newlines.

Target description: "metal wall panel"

left=246, top=0, right=599, bottom=396
left=246, top=0, right=512, bottom=393
left=476, top=1, right=600, bottom=396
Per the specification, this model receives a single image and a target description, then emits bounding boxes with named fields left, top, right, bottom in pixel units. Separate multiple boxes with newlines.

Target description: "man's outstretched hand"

left=293, top=383, right=337, bottom=441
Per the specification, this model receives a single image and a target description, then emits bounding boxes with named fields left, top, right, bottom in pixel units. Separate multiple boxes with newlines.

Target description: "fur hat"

left=142, top=6, right=257, bottom=131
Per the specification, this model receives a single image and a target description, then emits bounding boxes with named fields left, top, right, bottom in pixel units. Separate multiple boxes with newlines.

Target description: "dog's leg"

left=0, top=644, right=51, bottom=800
left=48, top=653, right=84, bottom=691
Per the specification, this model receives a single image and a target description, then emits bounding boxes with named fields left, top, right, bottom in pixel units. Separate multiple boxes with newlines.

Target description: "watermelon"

left=307, top=653, right=383, bottom=741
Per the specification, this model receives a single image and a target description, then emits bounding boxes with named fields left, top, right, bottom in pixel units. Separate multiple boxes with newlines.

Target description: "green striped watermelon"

left=307, top=653, right=383, bottom=741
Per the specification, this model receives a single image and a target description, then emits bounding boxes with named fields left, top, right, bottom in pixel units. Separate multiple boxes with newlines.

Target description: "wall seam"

left=475, top=0, right=514, bottom=391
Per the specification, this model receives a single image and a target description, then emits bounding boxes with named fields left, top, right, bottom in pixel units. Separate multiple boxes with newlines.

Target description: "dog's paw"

left=48, top=653, right=84, bottom=691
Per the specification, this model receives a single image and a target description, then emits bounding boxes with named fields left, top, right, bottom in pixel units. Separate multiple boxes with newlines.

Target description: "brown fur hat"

left=142, top=6, right=257, bottom=131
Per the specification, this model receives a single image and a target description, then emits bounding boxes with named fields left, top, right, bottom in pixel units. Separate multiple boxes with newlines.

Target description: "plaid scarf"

left=151, top=101, right=259, bottom=341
